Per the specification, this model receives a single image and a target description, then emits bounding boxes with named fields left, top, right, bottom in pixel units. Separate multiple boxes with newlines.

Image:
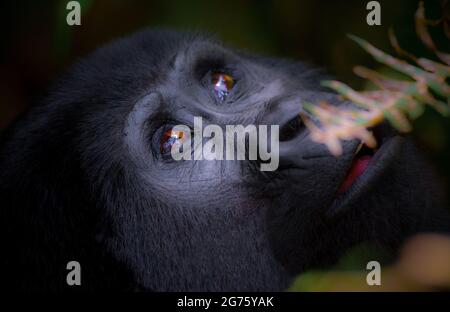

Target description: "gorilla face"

left=0, top=29, right=449, bottom=291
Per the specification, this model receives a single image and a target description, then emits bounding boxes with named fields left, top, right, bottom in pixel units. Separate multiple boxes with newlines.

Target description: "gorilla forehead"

left=59, top=29, right=324, bottom=110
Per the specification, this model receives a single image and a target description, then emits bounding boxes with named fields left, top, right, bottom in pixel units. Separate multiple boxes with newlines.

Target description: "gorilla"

left=0, top=29, right=449, bottom=292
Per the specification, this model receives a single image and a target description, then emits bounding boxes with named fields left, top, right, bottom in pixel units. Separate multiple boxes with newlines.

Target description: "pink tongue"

left=338, top=156, right=372, bottom=194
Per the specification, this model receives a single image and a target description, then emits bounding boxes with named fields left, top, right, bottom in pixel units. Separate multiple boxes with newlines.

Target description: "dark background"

left=1, top=0, right=449, bottom=196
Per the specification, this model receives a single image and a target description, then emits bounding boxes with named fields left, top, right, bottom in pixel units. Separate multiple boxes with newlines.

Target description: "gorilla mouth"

left=338, top=142, right=376, bottom=194
left=329, top=127, right=404, bottom=216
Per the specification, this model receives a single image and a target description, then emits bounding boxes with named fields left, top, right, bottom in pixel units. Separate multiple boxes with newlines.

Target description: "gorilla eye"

left=211, top=72, right=234, bottom=101
left=160, top=128, right=186, bottom=154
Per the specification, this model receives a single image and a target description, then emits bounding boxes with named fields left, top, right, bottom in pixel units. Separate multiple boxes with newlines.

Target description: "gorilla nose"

left=262, top=98, right=305, bottom=142
left=262, top=98, right=302, bottom=136
left=261, top=97, right=358, bottom=170
left=279, top=115, right=305, bottom=142
left=257, top=98, right=309, bottom=169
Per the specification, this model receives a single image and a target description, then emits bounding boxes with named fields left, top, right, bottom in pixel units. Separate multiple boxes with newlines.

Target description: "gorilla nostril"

left=279, top=115, right=304, bottom=142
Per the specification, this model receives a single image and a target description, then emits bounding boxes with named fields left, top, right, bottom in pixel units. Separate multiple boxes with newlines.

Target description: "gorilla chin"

left=0, top=29, right=449, bottom=292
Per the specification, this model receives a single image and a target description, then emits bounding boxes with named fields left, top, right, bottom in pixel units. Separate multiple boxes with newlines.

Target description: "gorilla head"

left=0, top=29, right=449, bottom=291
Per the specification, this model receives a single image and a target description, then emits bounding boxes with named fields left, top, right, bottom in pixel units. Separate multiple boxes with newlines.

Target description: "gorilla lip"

left=336, top=124, right=401, bottom=196
left=329, top=135, right=404, bottom=217
left=338, top=142, right=376, bottom=194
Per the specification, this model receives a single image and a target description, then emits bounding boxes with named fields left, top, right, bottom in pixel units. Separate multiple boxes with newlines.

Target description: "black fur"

left=0, top=29, right=449, bottom=291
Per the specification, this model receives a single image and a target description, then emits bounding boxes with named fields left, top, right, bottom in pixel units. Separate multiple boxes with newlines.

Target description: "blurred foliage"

left=302, top=1, right=450, bottom=156
left=289, top=234, right=450, bottom=291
